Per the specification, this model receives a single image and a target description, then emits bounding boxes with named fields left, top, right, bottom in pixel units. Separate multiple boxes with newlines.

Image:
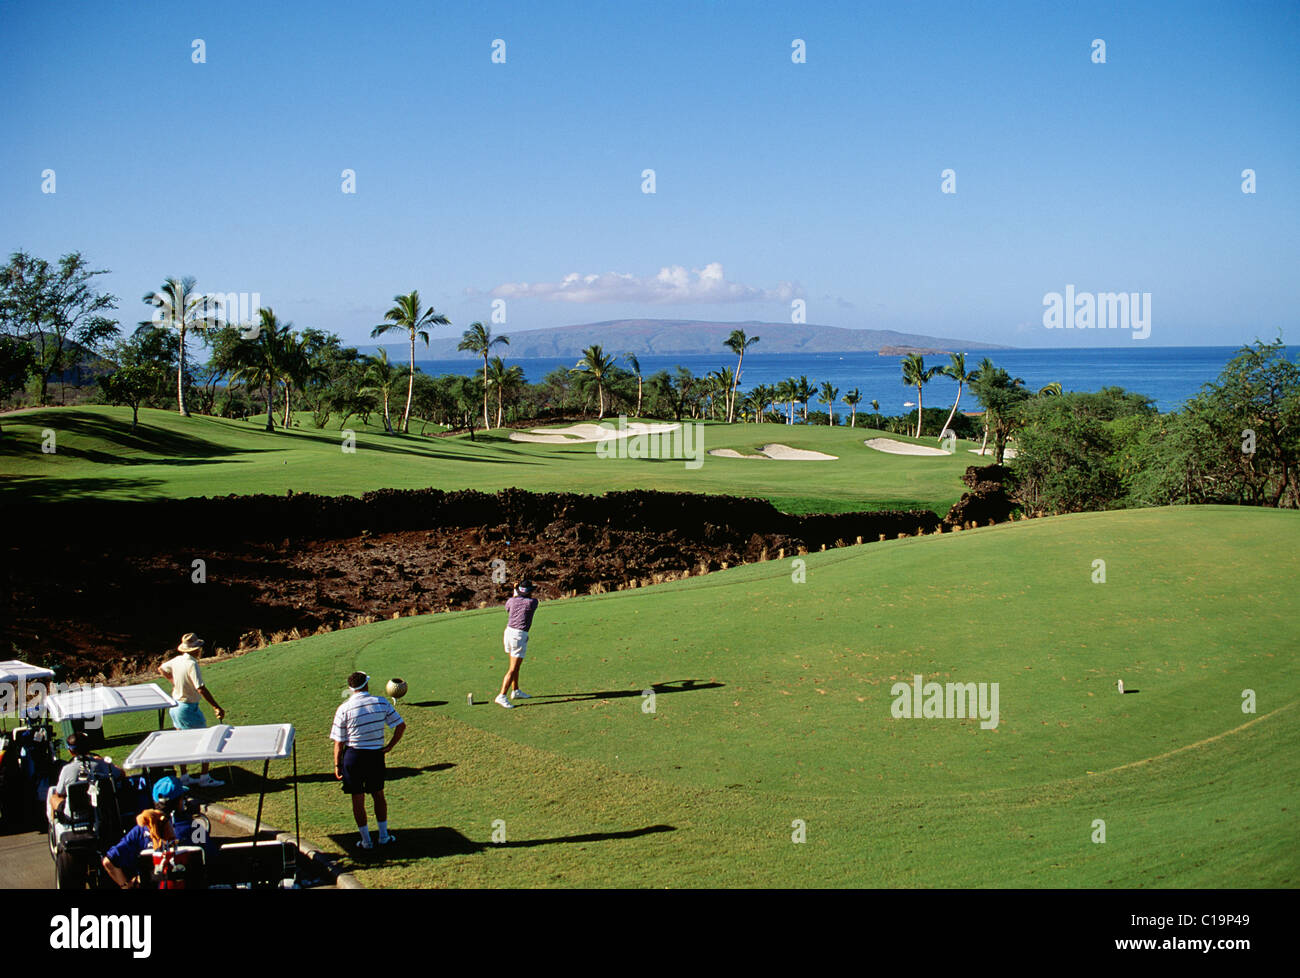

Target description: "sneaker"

left=355, top=838, right=374, bottom=851
left=510, top=689, right=531, bottom=700
left=377, top=833, right=396, bottom=846
left=195, top=774, right=225, bottom=788
left=494, top=694, right=514, bottom=709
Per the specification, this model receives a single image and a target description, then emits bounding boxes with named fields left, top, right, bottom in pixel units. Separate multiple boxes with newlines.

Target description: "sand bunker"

left=708, top=443, right=838, bottom=461
left=510, top=422, right=681, bottom=444
left=864, top=438, right=951, bottom=457
left=969, top=447, right=1019, bottom=459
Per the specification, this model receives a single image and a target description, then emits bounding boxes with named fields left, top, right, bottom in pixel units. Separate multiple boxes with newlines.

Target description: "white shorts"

left=504, top=627, right=529, bottom=658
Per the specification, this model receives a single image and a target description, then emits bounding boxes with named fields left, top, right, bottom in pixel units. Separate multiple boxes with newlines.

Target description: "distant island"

left=877, top=346, right=954, bottom=356
left=407, top=319, right=1012, bottom=359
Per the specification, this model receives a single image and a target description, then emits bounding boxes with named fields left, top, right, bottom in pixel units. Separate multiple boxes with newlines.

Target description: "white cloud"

left=488, top=262, right=801, bottom=304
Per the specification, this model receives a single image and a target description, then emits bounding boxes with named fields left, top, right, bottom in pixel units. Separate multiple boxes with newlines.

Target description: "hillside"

left=413, top=319, right=1013, bottom=359
left=84, top=506, right=1300, bottom=888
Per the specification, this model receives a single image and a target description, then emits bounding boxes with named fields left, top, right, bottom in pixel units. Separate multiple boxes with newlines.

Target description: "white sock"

left=358, top=824, right=371, bottom=845
left=378, top=820, right=389, bottom=841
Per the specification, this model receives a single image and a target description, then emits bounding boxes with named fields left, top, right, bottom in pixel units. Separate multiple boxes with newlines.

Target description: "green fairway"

left=0, top=406, right=975, bottom=513
left=93, top=506, right=1300, bottom=887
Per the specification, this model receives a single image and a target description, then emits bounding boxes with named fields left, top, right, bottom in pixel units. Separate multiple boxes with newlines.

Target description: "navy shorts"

left=340, top=747, right=385, bottom=795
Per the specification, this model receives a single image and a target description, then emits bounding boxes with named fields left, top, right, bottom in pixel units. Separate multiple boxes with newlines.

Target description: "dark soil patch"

left=1, top=488, right=943, bottom=680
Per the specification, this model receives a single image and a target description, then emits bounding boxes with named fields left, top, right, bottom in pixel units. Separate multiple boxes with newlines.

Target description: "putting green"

left=96, top=505, right=1299, bottom=888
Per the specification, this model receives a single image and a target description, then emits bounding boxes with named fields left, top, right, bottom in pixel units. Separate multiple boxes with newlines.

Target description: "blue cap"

left=152, top=776, right=186, bottom=803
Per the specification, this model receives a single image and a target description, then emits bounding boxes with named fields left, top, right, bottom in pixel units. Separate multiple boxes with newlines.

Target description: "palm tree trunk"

left=636, top=377, right=642, bottom=417
left=283, top=382, right=292, bottom=427
left=730, top=353, right=744, bottom=423
left=980, top=423, right=989, bottom=455
left=940, top=385, right=963, bottom=442
left=265, top=381, right=274, bottom=432
left=850, top=407, right=856, bottom=428
left=482, top=355, right=491, bottom=429
left=403, top=334, right=415, bottom=433
left=177, top=325, right=188, bottom=416
left=496, top=386, right=503, bottom=428
left=915, top=386, right=923, bottom=437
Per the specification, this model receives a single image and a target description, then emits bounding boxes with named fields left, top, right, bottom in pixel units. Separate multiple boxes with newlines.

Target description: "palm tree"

left=818, top=381, right=840, bottom=425
left=571, top=344, right=617, bottom=419
left=901, top=354, right=941, bottom=437
left=969, top=358, right=997, bottom=453
left=870, top=398, right=880, bottom=413
left=623, top=353, right=643, bottom=416
left=750, top=383, right=774, bottom=423
left=776, top=378, right=797, bottom=424
left=359, top=348, right=403, bottom=434
left=486, top=356, right=526, bottom=427
left=230, top=309, right=291, bottom=433
left=142, top=276, right=221, bottom=417
left=938, top=352, right=976, bottom=443
left=723, top=329, right=759, bottom=423
left=794, top=375, right=815, bottom=422
left=457, top=322, right=509, bottom=428
left=371, top=290, right=449, bottom=433
left=706, top=367, right=735, bottom=421
left=278, top=329, right=327, bottom=428
left=843, top=388, right=862, bottom=427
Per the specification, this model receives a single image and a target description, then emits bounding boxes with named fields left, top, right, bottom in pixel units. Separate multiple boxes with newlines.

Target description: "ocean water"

left=416, top=346, right=1294, bottom=414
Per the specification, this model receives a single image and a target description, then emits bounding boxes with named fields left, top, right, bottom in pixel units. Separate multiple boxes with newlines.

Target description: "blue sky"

left=1, top=0, right=1297, bottom=349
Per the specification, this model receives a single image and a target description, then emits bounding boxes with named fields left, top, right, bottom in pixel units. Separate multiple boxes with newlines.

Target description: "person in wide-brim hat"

left=158, top=633, right=226, bottom=787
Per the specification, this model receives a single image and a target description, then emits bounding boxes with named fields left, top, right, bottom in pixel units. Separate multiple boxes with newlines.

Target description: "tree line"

left=3, top=250, right=1295, bottom=510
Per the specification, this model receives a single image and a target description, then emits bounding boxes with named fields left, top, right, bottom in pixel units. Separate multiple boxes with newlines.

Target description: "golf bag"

left=0, top=716, right=60, bottom=831
left=49, top=761, right=141, bottom=890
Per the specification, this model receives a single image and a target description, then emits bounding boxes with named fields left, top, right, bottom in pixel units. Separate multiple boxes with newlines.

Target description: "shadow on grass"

left=513, top=678, right=724, bottom=707
left=330, top=823, right=676, bottom=868
left=211, top=762, right=456, bottom=797
left=0, top=474, right=169, bottom=504
left=0, top=410, right=267, bottom=464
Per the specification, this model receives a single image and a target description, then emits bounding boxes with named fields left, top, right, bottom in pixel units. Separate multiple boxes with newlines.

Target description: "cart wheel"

left=55, top=850, right=88, bottom=890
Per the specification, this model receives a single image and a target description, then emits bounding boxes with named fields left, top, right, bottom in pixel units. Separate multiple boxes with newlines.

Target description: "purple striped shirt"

left=505, top=595, right=538, bottom=632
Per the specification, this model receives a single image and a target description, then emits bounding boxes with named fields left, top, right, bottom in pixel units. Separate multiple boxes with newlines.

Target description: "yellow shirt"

left=161, top=653, right=203, bottom=703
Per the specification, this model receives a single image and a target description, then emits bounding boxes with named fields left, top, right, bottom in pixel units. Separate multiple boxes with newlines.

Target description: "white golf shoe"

left=494, top=694, right=514, bottom=709
left=510, top=689, right=531, bottom=700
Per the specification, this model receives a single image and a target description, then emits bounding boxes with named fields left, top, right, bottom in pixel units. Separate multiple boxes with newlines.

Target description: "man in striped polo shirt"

left=331, top=672, right=406, bottom=850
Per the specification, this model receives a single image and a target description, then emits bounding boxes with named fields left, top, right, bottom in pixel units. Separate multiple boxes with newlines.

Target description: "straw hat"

left=178, top=633, right=205, bottom=653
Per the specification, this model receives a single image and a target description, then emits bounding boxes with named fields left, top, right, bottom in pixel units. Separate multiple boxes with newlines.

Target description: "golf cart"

left=42, top=683, right=182, bottom=889
left=124, top=723, right=302, bottom=889
left=0, top=660, right=58, bottom=832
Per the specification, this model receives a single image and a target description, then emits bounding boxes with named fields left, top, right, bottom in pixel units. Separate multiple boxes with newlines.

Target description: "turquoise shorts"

left=169, top=702, right=206, bottom=730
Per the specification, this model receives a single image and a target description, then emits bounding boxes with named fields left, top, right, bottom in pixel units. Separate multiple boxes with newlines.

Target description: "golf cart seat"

left=211, top=839, right=298, bottom=888
left=142, top=844, right=207, bottom=890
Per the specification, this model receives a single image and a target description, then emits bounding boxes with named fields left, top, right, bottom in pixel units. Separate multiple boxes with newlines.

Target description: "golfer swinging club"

left=495, top=580, right=538, bottom=709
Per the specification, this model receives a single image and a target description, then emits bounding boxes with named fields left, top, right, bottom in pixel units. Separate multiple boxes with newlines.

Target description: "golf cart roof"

left=124, top=723, right=295, bottom=768
left=0, top=660, right=55, bottom=683
left=45, top=682, right=178, bottom=722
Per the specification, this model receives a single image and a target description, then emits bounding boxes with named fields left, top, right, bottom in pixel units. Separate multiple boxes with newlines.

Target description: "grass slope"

left=0, top=406, right=973, bottom=513
left=92, top=506, right=1300, bottom=887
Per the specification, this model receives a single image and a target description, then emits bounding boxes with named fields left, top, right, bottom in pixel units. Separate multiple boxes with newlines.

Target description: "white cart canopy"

left=0, top=660, right=55, bottom=683
left=125, top=724, right=295, bottom=769
left=45, top=682, right=178, bottom=722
